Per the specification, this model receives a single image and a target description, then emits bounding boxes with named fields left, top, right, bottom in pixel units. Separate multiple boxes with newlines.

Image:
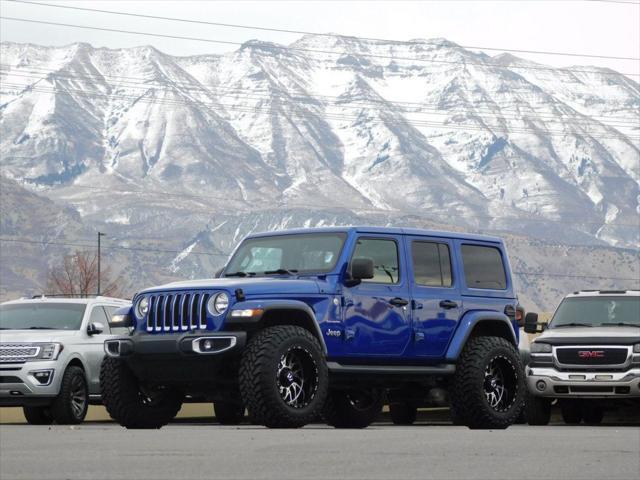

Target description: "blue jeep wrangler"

left=101, top=227, right=525, bottom=429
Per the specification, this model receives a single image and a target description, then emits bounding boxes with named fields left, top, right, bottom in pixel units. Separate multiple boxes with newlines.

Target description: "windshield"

left=549, top=296, right=640, bottom=328
left=225, top=233, right=347, bottom=276
left=0, top=303, right=87, bottom=331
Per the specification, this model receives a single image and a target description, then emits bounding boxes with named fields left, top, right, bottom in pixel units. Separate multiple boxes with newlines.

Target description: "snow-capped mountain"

left=1, top=37, right=638, bottom=309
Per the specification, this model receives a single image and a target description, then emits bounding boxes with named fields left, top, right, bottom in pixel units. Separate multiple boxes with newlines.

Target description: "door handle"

left=389, top=297, right=409, bottom=307
left=439, top=300, right=458, bottom=309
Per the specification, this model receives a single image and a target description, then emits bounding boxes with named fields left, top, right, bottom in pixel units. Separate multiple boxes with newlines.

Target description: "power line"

left=1, top=16, right=639, bottom=77
left=3, top=62, right=637, bottom=114
left=56, top=185, right=640, bottom=228
left=0, top=237, right=229, bottom=257
left=1, top=178, right=637, bottom=229
left=3, top=67, right=638, bottom=128
left=586, top=0, right=640, bottom=5
left=3, top=81, right=638, bottom=141
left=1, top=237, right=637, bottom=281
left=8, top=0, right=640, bottom=62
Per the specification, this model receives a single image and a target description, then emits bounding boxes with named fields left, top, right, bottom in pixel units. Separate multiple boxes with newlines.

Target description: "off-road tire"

left=582, top=403, right=604, bottom=425
left=560, top=400, right=583, bottom=424
left=323, top=389, right=383, bottom=428
left=214, top=401, right=245, bottom=425
left=450, top=336, right=525, bottom=429
left=239, top=326, right=328, bottom=428
left=23, top=406, right=53, bottom=425
left=50, top=366, right=88, bottom=424
left=525, top=394, right=551, bottom=425
left=390, top=402, right=417, bottom=425
left=100, top=357, right=183, bottom=429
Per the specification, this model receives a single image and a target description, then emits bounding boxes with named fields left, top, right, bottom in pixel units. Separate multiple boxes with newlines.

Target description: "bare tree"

left=46, top=250, right=122, bottom=297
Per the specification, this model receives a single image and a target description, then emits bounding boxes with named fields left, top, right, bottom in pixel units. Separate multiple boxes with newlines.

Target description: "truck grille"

left=555, top=347, right=628, bottom=366
left=0, top=344, right=40, bottom=363
left=146, top=292, right=211, bottom=332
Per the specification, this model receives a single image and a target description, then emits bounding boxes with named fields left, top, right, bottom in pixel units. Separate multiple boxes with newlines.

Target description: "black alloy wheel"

left=277, top=346, right=318, bottom=409
left=483, top=355, right=518, bottom=413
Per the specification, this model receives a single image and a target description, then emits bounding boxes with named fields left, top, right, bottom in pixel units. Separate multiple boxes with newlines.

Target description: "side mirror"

left=523, top=312, right=540, bottom=334
left=87, top=322, right=105, bottom=336
left=345, top=257, right=374, bottom=287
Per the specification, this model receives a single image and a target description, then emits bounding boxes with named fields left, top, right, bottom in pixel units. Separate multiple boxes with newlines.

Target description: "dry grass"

left=0, top=404, right=216, bottom=424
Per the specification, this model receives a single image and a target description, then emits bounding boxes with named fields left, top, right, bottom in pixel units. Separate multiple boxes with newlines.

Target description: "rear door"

left=405, top=236, right=462, bottom=357
left=342, top=235, right=412, bottom=357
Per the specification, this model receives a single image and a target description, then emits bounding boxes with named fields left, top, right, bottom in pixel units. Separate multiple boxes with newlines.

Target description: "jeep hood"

left=536, top=326, right=640, bottom=345
left=140, top=277, right=324, bottom=297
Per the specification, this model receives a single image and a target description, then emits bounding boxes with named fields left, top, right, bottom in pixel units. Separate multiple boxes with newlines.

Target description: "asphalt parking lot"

left=0, top=421, right=638, bottom=480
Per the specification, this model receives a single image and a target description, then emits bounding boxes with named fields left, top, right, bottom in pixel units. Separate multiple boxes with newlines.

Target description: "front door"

left=83, top=306, right=112, bottom=393
left=342, top=235, right=412, bottom=358
left=405, top=236, right=462, bottom=357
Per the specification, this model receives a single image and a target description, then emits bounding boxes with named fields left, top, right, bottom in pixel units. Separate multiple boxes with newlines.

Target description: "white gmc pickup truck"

left=524, top=290, right=639, bottom=425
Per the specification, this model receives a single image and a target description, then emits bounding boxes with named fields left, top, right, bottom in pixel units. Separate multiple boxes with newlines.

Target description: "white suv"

left=0, top=295, right=130, bottom=424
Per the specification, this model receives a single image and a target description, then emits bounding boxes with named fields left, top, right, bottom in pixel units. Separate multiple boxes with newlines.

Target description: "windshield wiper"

left=552, top=323, right=593, bottom=328
left=225, top=271, right=256, bottom=277
left=264, top=269, right=299, bottom=275
left=599, top=322, right=639, bottom=327
left=27, top=326, right=56, bottom=330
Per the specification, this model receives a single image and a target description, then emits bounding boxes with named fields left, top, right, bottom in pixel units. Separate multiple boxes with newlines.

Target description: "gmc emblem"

left=578, top=350, right=605, bottom=358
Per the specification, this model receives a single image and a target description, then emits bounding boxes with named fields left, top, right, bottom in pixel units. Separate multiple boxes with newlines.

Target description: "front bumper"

left=527, top=366, right=640, bottom=398
left=0, top=360, right=61, bottom=406
left=104, top=331, right=247, bottom=358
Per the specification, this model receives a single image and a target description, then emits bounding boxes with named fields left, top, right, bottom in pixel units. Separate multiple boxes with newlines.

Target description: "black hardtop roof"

left=246, top=226, right=503, bottom=244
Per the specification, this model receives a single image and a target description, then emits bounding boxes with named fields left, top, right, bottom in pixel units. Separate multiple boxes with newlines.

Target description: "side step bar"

left=327, top=362, right=455, bottom=375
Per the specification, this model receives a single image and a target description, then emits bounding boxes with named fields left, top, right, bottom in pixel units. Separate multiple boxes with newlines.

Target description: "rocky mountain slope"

left=1, top=37, right=638, bottom=309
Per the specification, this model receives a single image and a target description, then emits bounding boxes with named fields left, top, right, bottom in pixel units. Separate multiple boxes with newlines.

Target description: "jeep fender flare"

left=225, top=299, right=327, bottom=354
left=445, top=311, right=517, bottom=362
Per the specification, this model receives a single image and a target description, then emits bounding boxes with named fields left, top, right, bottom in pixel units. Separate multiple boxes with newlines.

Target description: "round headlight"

left=208, top=292, right=229, bottom=315
left=135, top=297, right=149, bottom=319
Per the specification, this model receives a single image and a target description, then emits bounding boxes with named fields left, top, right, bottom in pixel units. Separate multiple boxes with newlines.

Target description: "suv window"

left=89, top=306, right=111, bottom=334
left=352, top=238, right=400, bottom=284
left=461, top=245, right=507, bottom=290
left=411, top=241, right=452, bottom=287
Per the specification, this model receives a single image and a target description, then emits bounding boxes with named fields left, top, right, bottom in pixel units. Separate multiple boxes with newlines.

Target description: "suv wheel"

left=323, top=389, right=383, bottom=428
left=560, top=400, right=583, bottom=424
left=239, top=326, right=328, bottom=428
left=23, top=406, right=53, bottom=425
left=525, top=394, right=551, bottom=425
left=50, top=366, right=88, bottom=424
left=100, top=357, right=183, bottom=429
left=389, top=402, right=417, bottom=425
left=214, top=401, right=245, bottom=425
left=450, top=336, right=525, bottom=429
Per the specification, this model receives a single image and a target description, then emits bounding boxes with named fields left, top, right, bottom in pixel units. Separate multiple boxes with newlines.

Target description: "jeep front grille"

left=146, top=292, right=211, bottom=332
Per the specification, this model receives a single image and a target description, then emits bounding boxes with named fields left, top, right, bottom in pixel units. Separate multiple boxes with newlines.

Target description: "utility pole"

left=97, top=232, right=105, bottom=296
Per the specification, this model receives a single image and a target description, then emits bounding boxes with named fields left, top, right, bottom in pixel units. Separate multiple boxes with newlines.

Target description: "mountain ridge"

left=1, top=37, right=638, bottom=307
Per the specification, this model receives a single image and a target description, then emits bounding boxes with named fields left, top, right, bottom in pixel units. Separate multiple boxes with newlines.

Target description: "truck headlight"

left=634, top=343, right=640, bottom=353
left=135, top=297, right=149, bottom=319
left=208, top=292, right=229, bottom=315
left=35, top=343, right=63, bottom=360
left=530, top=342, right=552, bottom=354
